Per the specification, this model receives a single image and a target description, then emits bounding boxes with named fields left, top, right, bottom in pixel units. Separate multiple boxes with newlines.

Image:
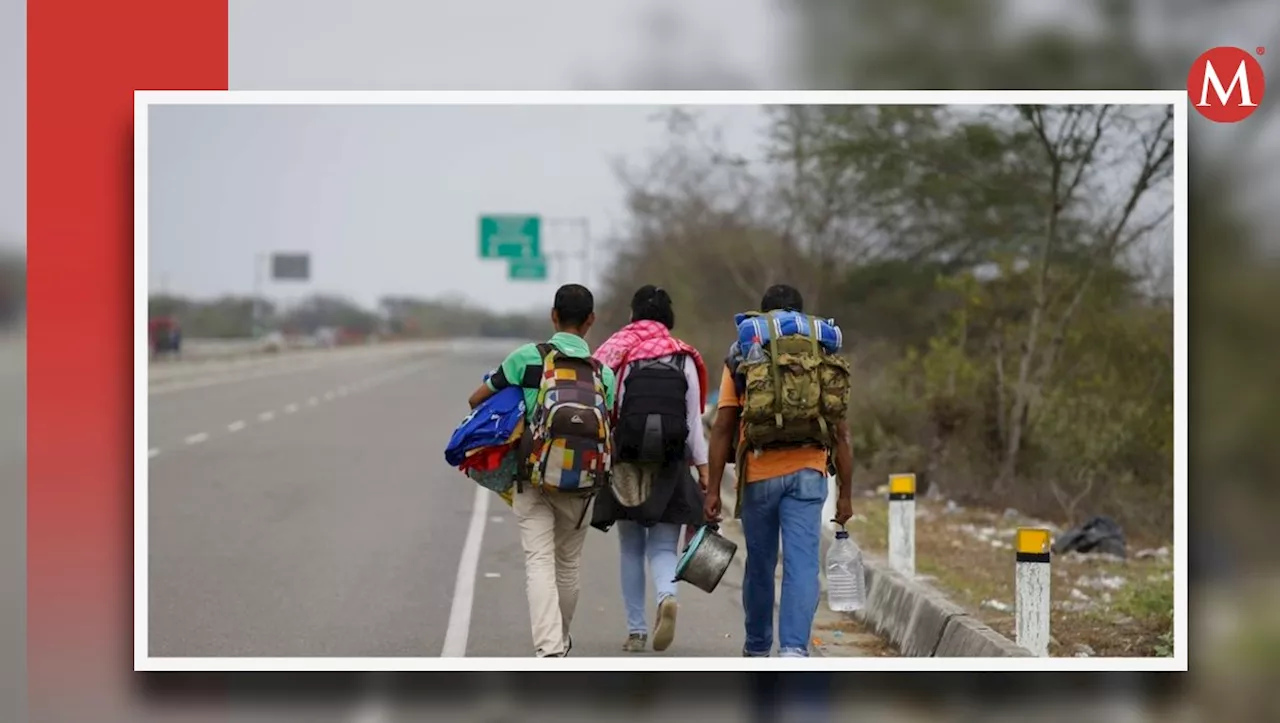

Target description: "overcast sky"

left=9, top=0, right=1261, bottom=274
left=147, top=104, right=771, bottom=313
left=0, top=0, right=1145, bottom=253
left=0, top=0, right=22, bottom=248
left=1, top=0, right=792, bottom=254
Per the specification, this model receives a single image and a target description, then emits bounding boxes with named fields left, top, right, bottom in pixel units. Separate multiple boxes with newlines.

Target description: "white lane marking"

left=483, top=572, right=501, bottom=579
left=156, top=358, right=440, bottom=457
left=324, top=391, right=335, bottom=400
left=284, top=403, right=298, bottom=413
left=489, top=516, right=504, bottom=523
left=148, top=448, right=160, bottom=458
left=336, top=387, right=348, bottom=396
left=148, top=358, right=330, bottom=396
left=441, top=485, right=490, bottom=657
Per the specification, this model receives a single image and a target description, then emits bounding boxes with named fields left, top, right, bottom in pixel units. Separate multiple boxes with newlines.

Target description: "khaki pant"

left=512, top=486, right=592, bottom=656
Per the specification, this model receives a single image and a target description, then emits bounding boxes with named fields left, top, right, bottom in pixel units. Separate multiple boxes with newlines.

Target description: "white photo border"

left=134, top=89, right=1189, bottom=673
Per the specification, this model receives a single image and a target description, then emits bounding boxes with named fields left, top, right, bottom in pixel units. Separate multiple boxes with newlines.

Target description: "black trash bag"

left=1052, top=515, right=1127, bottom=558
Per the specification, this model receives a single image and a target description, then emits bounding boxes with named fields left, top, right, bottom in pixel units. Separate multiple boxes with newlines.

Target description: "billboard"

left=270, top=252, right=310, bottom=281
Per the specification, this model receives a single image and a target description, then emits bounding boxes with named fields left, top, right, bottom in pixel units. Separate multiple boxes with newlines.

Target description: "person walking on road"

left=704, top=284, right=855, bottom=658
left=590, top=285, right=709, bottom=653
left=467, top=284, right=617, bottom=657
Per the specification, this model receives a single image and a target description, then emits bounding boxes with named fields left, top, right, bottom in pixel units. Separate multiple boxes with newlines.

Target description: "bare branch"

left=1060, top=105, right=1111, bottom=201
left=1098, top=105, right=1174, bottom=258
left=1022, top=105, right=1055, bottom=161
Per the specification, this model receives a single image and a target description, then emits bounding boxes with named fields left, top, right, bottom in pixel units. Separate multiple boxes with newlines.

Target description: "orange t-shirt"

left=717, top=367, right=828, bottom=484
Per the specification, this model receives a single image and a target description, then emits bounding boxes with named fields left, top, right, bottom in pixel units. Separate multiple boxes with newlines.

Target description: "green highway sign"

left=479, top=215, right=542, bottom=259
left=508, top=257, right=548, bottom=281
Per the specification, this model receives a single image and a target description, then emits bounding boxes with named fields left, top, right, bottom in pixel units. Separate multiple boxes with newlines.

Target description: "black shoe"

left=564, top=634, right=573, bottom=657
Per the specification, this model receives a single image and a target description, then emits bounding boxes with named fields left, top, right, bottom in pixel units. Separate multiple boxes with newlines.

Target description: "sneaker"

left=622, top=633, right=647, bottom=652
left=652, top=596, right=678, bottom=652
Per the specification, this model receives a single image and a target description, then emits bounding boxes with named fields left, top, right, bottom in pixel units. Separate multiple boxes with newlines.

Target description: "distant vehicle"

left=260, top=331, right=286, bottom=353
left=314, top=327, right=338, bottom=348
left=149, top=317, right=182, bottom=358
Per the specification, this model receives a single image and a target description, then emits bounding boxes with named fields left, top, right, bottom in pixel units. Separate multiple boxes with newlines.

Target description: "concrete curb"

left=853, top=553, right=1034, bottom=657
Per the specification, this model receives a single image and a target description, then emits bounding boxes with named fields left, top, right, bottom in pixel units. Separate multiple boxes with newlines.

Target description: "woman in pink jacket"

left=591, top=286, right=709, bottom=653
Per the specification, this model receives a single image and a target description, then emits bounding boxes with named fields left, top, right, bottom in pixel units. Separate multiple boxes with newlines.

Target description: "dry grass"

left=848, top=493, right=1174, bottom=657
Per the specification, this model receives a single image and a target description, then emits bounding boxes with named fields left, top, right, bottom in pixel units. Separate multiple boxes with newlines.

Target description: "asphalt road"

left=147, top=340, right=757, bottom=660
left=0, top=332, right=26, bottom=723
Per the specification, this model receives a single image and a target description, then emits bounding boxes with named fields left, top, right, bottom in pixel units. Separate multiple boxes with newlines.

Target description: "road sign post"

left=252, top=251, right=312, bottom=338
left=545, top=217, right=591, bottom=288
left=479, top=215, right=542, bottom=259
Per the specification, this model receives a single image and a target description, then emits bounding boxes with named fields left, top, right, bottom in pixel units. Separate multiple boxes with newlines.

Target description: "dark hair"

left=553, top=283, right=594, bottom=328
left=630, top=285, right=675, bottom=329
left=760, top=284, right=804, bottom=313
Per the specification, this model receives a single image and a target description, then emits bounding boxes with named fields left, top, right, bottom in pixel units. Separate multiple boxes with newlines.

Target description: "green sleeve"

left=601, top=365, right=617, bottom=409
left=486, top=343, right=537, bottom=391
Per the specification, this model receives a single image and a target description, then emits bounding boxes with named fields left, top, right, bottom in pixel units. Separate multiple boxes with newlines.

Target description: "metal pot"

left=673, top=524, right=738, bottom=593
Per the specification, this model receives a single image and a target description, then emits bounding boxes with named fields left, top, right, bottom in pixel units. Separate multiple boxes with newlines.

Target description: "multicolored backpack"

left=523, top=343, right=611, bottom=497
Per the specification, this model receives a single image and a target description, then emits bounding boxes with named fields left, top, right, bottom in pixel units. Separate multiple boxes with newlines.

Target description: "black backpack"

left=613, top=355, right=689, bottom=465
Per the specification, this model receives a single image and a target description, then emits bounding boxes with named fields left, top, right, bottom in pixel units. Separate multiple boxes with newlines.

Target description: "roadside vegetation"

left=593, top=103, right=1175, bottom=656
left=594, top=104, right=1174, bottom=543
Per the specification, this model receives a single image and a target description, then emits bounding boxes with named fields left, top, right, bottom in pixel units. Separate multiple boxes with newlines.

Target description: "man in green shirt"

left=467, top=284, right=616, bottom=657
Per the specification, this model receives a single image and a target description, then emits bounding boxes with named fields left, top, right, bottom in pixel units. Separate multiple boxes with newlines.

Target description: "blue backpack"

left=444, top=382, right=524, bottom=467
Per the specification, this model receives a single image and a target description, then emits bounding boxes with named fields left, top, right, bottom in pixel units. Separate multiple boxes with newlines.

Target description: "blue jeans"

left=617, top=521, right=680, bottom=634
left=739, top=468, right=828, bottom=657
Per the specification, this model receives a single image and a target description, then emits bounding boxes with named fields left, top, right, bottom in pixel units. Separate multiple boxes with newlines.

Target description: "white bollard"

left=1015, top=527, right=1052, bottom=656
left=887, top=473, right=915, bottom=577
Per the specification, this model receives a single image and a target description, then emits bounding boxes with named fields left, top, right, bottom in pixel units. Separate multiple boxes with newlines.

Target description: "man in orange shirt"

left=704, top=284, right=854, bottom=658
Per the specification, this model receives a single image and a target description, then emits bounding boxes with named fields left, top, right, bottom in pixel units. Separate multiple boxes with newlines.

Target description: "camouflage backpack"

left=735, top=311, right=851, bottom=452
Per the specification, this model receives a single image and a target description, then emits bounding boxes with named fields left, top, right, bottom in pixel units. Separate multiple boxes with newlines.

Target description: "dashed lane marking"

left=151, top=357, right=437, bottom=457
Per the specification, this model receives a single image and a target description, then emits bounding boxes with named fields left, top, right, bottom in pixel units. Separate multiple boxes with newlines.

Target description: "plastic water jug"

left=826, top=528, right=866, bottom=612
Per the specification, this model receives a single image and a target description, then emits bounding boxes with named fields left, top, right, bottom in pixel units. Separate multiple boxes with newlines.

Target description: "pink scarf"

left=594, top=320, right=709, bottom=411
